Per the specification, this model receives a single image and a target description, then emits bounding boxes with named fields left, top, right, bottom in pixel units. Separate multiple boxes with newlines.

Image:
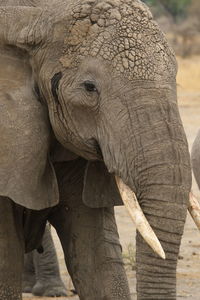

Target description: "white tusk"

left=115, top=176, right=166, bottom=260
left=188, top=192, right=200, bottom=230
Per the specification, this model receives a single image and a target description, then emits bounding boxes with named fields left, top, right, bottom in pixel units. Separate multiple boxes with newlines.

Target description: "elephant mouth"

left=115, top=176, right=200, bottom=260
left=81, top=144, right=103, bottom=161
left=62, top=138, right=103, bottom=161
left=86, top=139, right=103, bottom=161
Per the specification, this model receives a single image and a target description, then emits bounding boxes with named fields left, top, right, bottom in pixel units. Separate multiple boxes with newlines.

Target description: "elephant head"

left=0, top=0, right=196, bottom=298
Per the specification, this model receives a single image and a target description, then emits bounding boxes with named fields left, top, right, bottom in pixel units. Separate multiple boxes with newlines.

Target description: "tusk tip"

left=152, top=241, right=166, bottom=260
left=158, top=249, right=166, bottom=260
left=188, top=192, right=200, bottom=231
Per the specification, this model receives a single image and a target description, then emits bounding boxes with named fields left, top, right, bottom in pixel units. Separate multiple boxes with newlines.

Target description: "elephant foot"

left=22, top=274, right=36, bottom=293
left=32, top=279, right=67, bottom=297
left=22, top=283, right=34, bottom=293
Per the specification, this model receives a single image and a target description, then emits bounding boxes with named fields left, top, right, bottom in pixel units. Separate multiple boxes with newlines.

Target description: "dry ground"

left=23, top=56, right=200, bottom=300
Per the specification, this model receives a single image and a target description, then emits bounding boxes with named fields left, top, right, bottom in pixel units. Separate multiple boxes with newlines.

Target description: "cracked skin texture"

left=59, top=0, right=177, bottom=82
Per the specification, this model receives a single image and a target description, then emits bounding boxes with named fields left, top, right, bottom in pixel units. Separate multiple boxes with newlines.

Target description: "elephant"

left=23, top=225, right=67, bottom=297
left=0, top=0, right=194, bottom=299
left=191, top=129, right=200, bottom=189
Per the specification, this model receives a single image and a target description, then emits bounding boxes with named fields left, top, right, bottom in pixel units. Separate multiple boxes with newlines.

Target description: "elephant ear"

left=0, top=6, right=48, bottom=50
left=0, top=50, right=59, bottom=210
left=83, top=161, right=123, bottom=208
left=0, top=7, right=58, bottom=210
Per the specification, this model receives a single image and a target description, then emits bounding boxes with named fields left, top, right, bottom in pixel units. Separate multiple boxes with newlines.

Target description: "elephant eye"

left=83, top=80, right=98, bottom=93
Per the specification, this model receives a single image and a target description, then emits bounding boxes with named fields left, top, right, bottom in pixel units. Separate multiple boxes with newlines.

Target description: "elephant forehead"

left=60, top=0, right=177, bottom=81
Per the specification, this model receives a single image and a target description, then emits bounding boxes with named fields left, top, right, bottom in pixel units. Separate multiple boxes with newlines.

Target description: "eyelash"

left=83, top=80, right=98, bottom=93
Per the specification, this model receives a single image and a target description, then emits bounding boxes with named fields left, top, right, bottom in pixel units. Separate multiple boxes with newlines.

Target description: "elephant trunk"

left=135, top=148, right=190, bottom=299
left=99, top=84, right=192, bottom=299
left=126, top=135, right=190, bottom=299
left=134, top=126, right=190, bottom=299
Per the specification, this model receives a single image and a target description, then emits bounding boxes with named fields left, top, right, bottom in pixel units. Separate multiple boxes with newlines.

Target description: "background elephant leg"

left=50, top=205, right=131, bottom=300
left=22, top=252, right=36, bottom=293
left=31, top=225, right=67, bottom=297
left=0, top=197, right=24, bottom=300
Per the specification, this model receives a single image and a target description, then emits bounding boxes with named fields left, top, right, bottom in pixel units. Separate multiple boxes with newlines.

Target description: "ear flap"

left=83, top=161, right=123, bottom=208
left=0, top=87, right=59, bottom=210
left=0, top=6, right=47, bottom=50
left=0, top=53, right=59, bottom=210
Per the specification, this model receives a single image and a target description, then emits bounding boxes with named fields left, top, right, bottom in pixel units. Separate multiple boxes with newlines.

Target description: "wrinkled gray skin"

left=0, top=0, right=191, bottom=299
left=191, top=130, right=200, bottom=189
left=23, top=225, right=67, bottom=297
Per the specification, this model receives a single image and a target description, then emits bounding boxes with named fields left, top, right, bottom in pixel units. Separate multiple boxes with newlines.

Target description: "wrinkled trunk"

left=135, top=144, right=190, bottom=299
left=99, top=83, right=191, bottom=299
left=132, top=95, right=191, bottom=299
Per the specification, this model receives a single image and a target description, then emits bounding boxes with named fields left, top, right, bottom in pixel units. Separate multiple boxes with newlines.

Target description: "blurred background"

left=143, top=0, right=200, bottom=57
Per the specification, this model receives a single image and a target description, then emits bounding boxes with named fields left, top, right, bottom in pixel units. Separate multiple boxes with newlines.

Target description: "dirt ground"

left=23, top=56, right=200, bottom=300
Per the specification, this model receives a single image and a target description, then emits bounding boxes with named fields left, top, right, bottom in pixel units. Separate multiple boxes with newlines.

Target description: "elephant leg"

left=50, top=205, right=131, bottom=300
left=22, top=252, right=36, bottom=293
left=31, top=225, right=67, bottom=297
left=0, top=197, right=24, bottom=300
